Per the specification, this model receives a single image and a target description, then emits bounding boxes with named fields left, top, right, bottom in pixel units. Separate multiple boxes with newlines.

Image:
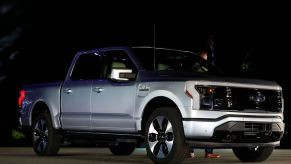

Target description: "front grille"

left=245, top=123, right=271, bottom=131
left=211, top=87, right=282, bottom=112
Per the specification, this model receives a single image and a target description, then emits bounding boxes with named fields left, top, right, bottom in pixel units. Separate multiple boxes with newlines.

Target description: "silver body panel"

left=90, top=79, right=136, bottom=132
left=61, top=79, right=92, bottom=130
left=20, top=82, right=63, bottom=129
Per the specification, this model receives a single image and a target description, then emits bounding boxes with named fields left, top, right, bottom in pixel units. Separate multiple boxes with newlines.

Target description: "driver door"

left=91, top=50, right=137, bottom=133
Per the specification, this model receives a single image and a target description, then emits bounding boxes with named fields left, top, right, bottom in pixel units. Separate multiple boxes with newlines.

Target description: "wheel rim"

left=33, top=118, right=48, bottom=152
left=148, top=116, right=174, bottom=159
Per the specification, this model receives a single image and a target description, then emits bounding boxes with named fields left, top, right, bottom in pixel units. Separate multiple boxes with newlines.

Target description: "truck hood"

left=139, top=71, right=279, bottom=87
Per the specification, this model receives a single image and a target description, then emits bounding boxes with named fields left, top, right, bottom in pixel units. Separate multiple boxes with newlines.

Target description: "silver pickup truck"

left=19, top=46, right=284, bottom=164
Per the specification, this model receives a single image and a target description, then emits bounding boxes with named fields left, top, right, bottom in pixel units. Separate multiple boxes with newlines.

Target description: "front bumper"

left=212, top=121, right=284, bottom=143
left=183, top=115, right=284, bottom=146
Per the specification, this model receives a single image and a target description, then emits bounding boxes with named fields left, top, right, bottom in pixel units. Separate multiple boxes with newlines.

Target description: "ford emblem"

left=249, top=91, right=266, bottom=105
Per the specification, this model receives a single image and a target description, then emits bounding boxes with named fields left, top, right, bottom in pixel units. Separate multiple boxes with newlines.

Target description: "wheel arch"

left=140, top=96, right=183, bottom=134
left=28, top=96, right=62, bottom=129
left=30, top=101, right=55, bottom=128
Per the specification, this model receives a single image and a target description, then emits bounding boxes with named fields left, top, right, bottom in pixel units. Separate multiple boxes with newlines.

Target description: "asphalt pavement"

left=0, top=147, right=290, bottom=164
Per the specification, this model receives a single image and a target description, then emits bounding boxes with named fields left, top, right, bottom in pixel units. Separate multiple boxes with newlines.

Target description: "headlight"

left=195, top=86, right=232, bottom=110
left=195, top=86, right=216, bottom=110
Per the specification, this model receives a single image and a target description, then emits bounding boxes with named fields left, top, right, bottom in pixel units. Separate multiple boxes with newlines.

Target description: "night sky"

left=1, top=1, right=290, bottom=147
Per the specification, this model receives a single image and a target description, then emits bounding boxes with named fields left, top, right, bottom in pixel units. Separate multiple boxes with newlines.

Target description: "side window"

left=101, top=50, right=137, bottom=81
left=192, top=60, right=209, bottom=73
left=71, top=53, right=101, bottom=80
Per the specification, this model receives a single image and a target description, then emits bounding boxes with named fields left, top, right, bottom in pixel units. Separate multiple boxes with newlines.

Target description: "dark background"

left=0, top=1, right=290, bottom=147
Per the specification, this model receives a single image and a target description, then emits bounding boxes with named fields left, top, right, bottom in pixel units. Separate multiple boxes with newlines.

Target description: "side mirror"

left=110, top=68, right=136, bottom=81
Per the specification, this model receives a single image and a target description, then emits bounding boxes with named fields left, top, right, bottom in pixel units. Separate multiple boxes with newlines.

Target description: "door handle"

left=63, top=88, right=72, bottom=94
left=93, top=87, right=104, bottom=93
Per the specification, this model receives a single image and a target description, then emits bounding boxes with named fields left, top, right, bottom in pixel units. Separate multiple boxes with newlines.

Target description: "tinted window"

left=132, top=47, right=222, bottom=75
left=71, top=53, right=101, bottom=80
left=131, top=48, right=154, bottom=70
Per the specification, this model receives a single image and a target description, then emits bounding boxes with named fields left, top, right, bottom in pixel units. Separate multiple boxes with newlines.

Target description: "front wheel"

left=145, top=107, right=188, bottom=164
left=232, top=146, right=274, bottom=162
left=32, top=113, right=61, bottom=156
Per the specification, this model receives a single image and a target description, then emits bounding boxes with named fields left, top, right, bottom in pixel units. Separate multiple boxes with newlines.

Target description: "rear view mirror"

left=110, top=68, right=136, bottom=81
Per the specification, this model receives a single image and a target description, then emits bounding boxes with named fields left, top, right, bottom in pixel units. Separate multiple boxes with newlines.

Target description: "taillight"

left=18, top=90, right=25, bottom=107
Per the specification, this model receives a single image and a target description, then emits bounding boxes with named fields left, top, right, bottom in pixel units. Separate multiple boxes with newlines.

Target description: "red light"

left=18, top=90, right=25, bottom=107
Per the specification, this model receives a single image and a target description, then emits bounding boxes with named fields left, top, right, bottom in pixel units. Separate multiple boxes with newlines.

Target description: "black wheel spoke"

left=149, top=133, right=157, bottom=142
left=162, top=142, right=169, bottom=156
left=36, top=138, right=44, bottom=152
left=162, top=118, right=168, bottom=132
left=153, top=119, right=160, bottom=132
left=166, top=132, right=174, bottom=141
left=153, top=142, right=161, bottom=156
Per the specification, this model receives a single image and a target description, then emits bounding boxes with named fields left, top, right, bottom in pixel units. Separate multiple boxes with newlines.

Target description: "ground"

left=0, top=147, right=290, bottom=164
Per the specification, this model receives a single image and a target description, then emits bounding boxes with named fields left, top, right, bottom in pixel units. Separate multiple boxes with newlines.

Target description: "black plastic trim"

left=183, top=114, right=281, bottom=122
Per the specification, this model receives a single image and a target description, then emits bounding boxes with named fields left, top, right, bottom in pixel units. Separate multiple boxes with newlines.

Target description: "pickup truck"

left=19, top=46, right=284, bottom=164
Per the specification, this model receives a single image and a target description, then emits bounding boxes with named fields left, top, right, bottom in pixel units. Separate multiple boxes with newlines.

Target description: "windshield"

left=132, top=47, right=222, bottom=75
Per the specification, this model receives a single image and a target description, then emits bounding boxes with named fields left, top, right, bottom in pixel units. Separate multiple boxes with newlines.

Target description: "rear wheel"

left=109, top=142, right=136, bottom=155
left=32, top=113, right=61, bottom=156
left=145, top=107, right=187, bottom=164
left=233, top=146, right=274, bottom=162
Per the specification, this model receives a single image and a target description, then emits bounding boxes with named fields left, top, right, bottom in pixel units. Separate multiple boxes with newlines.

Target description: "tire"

left=145, top=107, right=188, bottom=164
left=109, top=142, right=136, bottom=155
left=232, top=146, right=274, bottom=162
left=32, top=113, right=61, bottom=156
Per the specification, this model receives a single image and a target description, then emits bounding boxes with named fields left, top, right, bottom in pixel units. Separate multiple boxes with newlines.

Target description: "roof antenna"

left=153, top=24, right=156, bottom=70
